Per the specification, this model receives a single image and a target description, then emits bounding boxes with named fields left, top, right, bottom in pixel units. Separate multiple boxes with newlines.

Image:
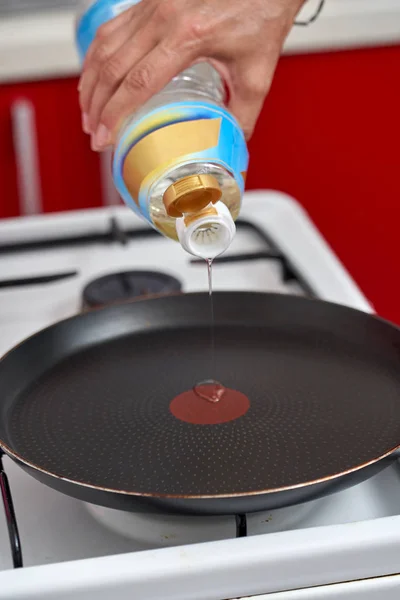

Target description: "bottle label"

left=113, top=102, right=249, bottom=222
left=76, top=0, right=141, bottom=61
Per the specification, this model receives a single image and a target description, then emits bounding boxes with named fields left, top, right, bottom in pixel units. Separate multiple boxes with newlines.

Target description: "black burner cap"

left=82, top=271, right=182, bottom=310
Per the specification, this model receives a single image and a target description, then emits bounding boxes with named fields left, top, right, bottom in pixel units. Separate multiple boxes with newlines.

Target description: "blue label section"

left=76, top=0, right=140, bottom=61
left=112, top=101, right=249, bottom=223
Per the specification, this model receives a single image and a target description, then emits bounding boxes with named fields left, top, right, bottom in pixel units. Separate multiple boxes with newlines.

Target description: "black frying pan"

left=1, top=292, right=400, bottom=516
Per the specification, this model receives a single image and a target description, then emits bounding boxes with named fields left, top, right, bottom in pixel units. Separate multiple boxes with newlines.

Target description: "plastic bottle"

left=76, top=0, right=249, bottom=259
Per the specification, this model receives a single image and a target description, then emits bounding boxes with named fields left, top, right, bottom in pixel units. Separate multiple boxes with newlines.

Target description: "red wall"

left=0, top=78, right=103, bottom=217
left=248, top=45, right=400, bottom=324
left=0, top=45, right=399, bottom=323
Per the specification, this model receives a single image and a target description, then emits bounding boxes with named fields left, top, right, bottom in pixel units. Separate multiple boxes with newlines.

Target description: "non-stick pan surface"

left=1, top=292, right=400, bottom=516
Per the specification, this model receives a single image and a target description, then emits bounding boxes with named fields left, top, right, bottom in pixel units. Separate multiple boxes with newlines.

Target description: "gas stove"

left=0, top=190, right=399, bottom=599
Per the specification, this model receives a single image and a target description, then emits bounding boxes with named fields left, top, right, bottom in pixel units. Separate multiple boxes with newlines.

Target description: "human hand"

left=79, top=0, right=305, bottom=151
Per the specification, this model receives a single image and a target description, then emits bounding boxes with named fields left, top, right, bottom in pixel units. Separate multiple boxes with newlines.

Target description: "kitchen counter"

left=0, top=0, right=399, bottom=83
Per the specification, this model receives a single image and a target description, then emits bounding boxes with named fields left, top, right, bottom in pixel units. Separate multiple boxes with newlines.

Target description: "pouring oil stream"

left=194, top=258, right=225, bottom=403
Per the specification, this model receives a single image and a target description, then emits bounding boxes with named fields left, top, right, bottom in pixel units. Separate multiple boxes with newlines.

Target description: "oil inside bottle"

left=193, top=258, right=226, bottom=403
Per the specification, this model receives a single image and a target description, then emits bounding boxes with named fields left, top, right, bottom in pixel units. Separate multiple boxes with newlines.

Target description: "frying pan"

left=1, top=292, right=400, bottom=517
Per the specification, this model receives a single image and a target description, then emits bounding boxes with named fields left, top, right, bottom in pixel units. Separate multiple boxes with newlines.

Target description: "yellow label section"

left=122, top=118, right=221, bottom=204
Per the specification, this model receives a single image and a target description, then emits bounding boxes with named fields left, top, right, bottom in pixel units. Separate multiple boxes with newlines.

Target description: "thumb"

left=227, top=58, right=277, bottom=140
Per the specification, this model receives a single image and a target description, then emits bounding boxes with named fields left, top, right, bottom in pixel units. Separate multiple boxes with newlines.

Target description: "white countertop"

left=0, top=0, right=399, bottom=83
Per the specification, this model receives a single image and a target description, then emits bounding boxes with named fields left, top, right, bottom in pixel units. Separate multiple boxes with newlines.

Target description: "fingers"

left=82, top=8, right=133, bottom=70
left=92, top=40, right=191, bottom=150
left=79, top=4, right=148, bottom=134
left=87, top=27, right=159, bottom=142
left=80, top=0, right=209, bottom=150
left=79, top=23, right=133, bottom=129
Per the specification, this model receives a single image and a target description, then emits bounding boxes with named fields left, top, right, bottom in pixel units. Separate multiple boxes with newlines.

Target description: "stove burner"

left=82, top=271, right=182, bottom=310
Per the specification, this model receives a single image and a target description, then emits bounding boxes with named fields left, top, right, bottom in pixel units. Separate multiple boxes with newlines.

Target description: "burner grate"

left=0, top=218, right=314, bottom=296
left=0, top=452, right=22, bottom=568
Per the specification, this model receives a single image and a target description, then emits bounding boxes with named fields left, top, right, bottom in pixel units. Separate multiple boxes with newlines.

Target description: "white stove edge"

left=1, top=515, right=400, bottom=599
left=265, top=575, right=400, bottom=600
left=249, top=576, right=400, bottom=600
left=0, top=0, right=399, bottom=83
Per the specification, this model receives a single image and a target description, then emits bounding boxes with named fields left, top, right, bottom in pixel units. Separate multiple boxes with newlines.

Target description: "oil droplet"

left=194, top=380, right=226, bottom=403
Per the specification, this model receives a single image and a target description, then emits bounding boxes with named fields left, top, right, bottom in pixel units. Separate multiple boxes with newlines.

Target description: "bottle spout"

left=175, top=201, right=236, bottom=259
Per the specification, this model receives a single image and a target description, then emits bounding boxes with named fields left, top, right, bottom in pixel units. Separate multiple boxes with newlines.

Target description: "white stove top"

left=0, top=190, right=399, bottom=600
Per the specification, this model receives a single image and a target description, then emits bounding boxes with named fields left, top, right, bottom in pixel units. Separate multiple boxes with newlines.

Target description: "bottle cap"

left=163, top=174, right=222, bottom=217
left=175, top=201, right=236, bottom=259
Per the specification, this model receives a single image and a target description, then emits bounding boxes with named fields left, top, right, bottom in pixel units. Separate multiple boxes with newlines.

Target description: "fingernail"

left=94, top=124, right=110, bottom=149
left=82, top=113, right=91, bottom=134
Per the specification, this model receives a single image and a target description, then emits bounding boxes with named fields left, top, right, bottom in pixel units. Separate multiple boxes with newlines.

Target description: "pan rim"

left=1, top=291, right=400, bottom=501
left=2, top=441, right=399, bottom=500
left=1, top=290, right=399, bottom=364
